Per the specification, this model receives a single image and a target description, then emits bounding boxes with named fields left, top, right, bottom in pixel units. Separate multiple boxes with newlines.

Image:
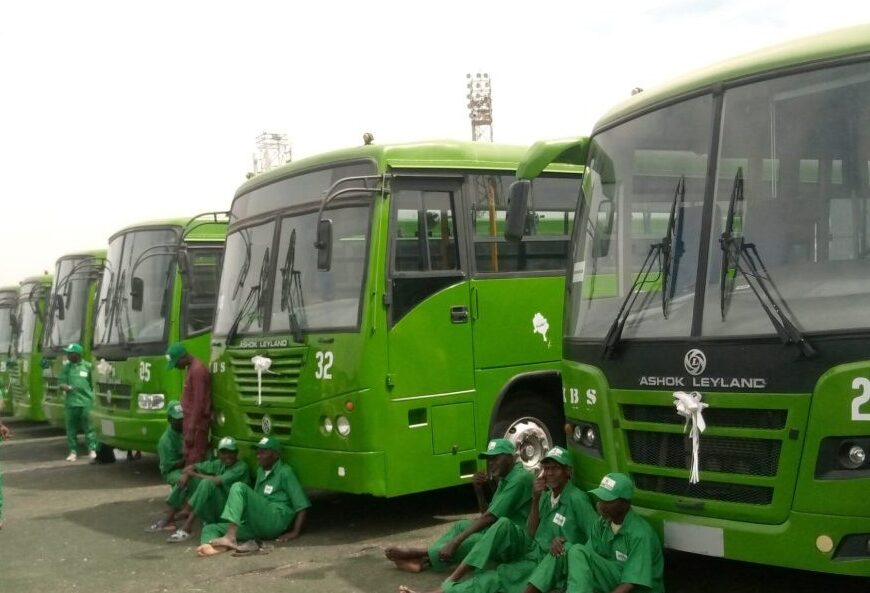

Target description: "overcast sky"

left=1, top=1, right=868, bottom=286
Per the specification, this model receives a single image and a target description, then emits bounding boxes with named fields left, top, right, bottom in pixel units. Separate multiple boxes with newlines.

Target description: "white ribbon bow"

left=251, top=355, right=273, bottom=406
left=96, top=358, right=113, bottom=377
left=673, top=391, right=708, bottom=484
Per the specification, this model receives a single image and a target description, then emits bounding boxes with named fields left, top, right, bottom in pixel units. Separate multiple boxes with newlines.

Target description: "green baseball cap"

left=478, top=438, right=516, bottom=458
left=165, top=342, right=187, bottom=370
left=253, top=436, right=282, bottom=452
left=64, top=343, right=84, bottom=354
left=589, top=472, right=634, bottom=501
left=541, top=446, right=572, bottom=467
left=166, top=400, right=184, bottom=420
left=217, top=436, right=238, bottom=451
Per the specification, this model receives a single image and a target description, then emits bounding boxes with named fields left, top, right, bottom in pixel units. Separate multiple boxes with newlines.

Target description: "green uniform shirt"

left=529, top=482, right=597, bottom=559
left=194, top=458, right=250, bottom=488
left=588, top=508, right=665, bottom=593
left=58, top=360, right=94, bottom=407
left=157, top=426, right=184, bottom=479
left=487, top=462, right=534, bottom=526
left=254, top=459, right=310, bottom=513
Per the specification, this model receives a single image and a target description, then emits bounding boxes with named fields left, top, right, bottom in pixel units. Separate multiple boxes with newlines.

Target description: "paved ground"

left=0, top=417, right=866, bottom=593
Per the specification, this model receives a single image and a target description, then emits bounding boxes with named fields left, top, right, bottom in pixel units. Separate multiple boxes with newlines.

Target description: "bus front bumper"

left=90, top=408, right=166, bottom=453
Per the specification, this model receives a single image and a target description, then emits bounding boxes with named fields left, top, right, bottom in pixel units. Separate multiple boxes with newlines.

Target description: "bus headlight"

left=216, top=412, right=226, bottom=427
left=336, top=415, right=351, bottom=437
left=322, top=417, right=334, bottom=434
left=137, top=393, right=165, bottom=410
left=845, top=444, right=866, bottom=468
left=569, top=421, right=601, bottom=457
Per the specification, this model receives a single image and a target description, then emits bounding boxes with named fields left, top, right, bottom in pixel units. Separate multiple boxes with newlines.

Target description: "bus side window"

left=183, top=247, right=223, bottom=336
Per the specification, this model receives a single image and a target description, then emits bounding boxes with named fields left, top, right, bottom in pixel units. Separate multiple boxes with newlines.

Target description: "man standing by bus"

left=58, top=343, right=97, bottom=462
left=386, top=438, right=533, bottom=574
left=166, top=343, right=211, bottom=464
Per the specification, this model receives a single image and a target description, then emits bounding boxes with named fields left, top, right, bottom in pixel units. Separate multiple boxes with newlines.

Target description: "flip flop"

left=145, top=518, right=173, bottom=533
left=208, top=536, right=240, bottom=551
left=166, top=529, right=190, bottom=543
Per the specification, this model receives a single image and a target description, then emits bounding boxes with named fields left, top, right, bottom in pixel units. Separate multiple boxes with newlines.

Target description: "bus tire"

left=490, top=395, right=565, bottom=470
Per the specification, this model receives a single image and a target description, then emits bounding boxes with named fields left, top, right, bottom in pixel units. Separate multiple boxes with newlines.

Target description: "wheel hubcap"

left=503, top=417, right=552, bottom=468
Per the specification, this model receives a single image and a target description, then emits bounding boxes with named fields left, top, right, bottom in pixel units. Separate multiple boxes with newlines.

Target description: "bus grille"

left=229, top=350, right=303, bottom=404
left=9, top=365, right=25, bottom=402
left=244, top=410, right=294, bottom=438
left=633, top=473, right=773, bottom=505
left=44, top=377, right=60, bottom=402
left=96, top=382, right=132, bottom=409
left=627, top=431, right=781, bottom=476
left=622, top=404, right=787, bottom=429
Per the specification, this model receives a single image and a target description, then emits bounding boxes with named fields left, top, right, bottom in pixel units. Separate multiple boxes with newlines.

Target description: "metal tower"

left=466, top=73, right=493, bottom=142
left=252, top=132, right=292, bottom=175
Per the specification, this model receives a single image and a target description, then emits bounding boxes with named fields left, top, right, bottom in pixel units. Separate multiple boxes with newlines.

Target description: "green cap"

left=541, top=446, right=572, bottom=467
left=165, top=342, right=187, bottom=370
left=166, top=400, right=184, bottom=420
left=589, top=472, right=634, bottom=501
left=254, top=436, right=282, bottom=452
left=478, top=438, right=516, bottom=458
left=64, top=343, right=84, bottom=354
left=217, top=436, right=238, bottom=451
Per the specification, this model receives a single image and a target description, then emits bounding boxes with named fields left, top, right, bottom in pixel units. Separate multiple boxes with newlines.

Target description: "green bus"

left=10, top=274, right=53, bottom=421
left=510, top=25, right=870, bottom=576
left=90, top=215, right=227, bottom=453
left=41, top=251, right=106, bottom=428
left=0, top=286, right=18, bottom=415
left=210, top=140, right=581, bottom=497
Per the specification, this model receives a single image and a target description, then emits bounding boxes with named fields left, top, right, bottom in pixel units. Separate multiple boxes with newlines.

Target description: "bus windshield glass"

left=95, top=228, right=179, bottom=346
left=16, top=286, right=39, bottom=355
left=45, top=257, right=92, bottom=349
left=0, top=306, right=13, bottom=353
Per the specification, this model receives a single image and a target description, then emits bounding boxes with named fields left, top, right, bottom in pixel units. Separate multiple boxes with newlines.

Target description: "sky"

left=1, top=0, right=869, bottom=286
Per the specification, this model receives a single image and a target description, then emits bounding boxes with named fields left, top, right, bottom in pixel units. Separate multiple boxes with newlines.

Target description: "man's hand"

left=532, top=472, right=547, bottom=497
left=550, top=536, right=566, bottom=557
left=438, top=540, right=459, bottom=563
left=276, top=530, right=300, bottom=543
left=0, top=423, right=10, bottom=440
left=472, top=471, right=488, bottom=487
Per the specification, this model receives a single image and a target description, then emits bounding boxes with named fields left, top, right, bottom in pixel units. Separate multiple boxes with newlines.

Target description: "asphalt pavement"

left=0, top=416, right=866, bottom=593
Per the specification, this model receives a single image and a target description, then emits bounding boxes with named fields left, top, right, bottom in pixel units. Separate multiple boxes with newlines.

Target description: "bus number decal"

left=315, top=351, right=334, bottom=380
left=211, top=361, right=226, bottom=374
left=139, top=361, right=151, bottom=382
left=851, top=377, right=870, bottom=421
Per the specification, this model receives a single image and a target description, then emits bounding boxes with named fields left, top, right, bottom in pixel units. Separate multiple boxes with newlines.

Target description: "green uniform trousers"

left=167, top=478, right=227, bottom=525
left=65, top=405, right=97, bottom=454
left=164, top=469, right=183, bottom=487
left=431, top=516, right=527, bottom=573
left=200, top=482, right=294, bottom=544
left=566, top=542, right=625, bottom=593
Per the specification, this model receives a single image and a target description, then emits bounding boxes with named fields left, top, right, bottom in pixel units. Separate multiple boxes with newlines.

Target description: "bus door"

left=386, top=178, right=477, bottom=458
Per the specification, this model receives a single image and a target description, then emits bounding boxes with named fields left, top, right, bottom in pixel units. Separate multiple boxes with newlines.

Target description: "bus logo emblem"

left=684, top=349, right=706, bottom=376
left=261, top=414, right=272, bottom=434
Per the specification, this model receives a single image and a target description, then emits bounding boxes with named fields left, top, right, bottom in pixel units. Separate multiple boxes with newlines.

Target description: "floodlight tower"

left=466, top=73, right=493, bottom=142
left=252, top=132, right=292, bottom=175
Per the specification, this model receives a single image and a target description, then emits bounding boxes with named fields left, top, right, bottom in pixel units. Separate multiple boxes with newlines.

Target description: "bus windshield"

left=570, top=60, right=870, bottom=341
left=95, top=228, right=179, bottom=346
left=0, top=306, right=13, bottom=353
left=45, top=257, right=92, bottom=350
left=16, top=288, right=38, bottom=355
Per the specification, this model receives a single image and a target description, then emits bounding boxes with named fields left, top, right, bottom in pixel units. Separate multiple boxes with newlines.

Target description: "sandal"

left=145, top=518, right=168, bottom=532
left=166, top=529, right=190, bottom=543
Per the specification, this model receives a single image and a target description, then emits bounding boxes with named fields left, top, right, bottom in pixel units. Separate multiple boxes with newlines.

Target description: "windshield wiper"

left=226, top=248, right=270, bottom=344
left=279, top=229, right=305, bottom=343
left=231, top=230, right=253, bottom=301
left=660, top=175, right=685, bottom=318
left=719, top=168, right=815, bottom=358
left=603, top=243, right=663, bottom=358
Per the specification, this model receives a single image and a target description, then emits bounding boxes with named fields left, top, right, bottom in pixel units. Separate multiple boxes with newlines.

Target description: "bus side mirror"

left=54, top=295, right=65, bottom=321
left=130, top=277, right=144, bottom=312
left=505, top=180, right=531, bottom=242
left=177, top=247, right=191, bottom=280
left=316, top=219, right=333, bottom=271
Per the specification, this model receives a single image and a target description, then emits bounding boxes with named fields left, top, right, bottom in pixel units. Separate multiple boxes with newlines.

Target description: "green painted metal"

left=41, top=251, right=106, bottom=428
left=0, top=286, right=18, bottom=416
left=89, top=214, right=228, bottom=452
left=518, top=24, right=870, bottom=576
left=9, top=274, right=52, bottom=421
left=516, top=137, right=589, bottom=180
left=211, top=140, right=581, bottom=497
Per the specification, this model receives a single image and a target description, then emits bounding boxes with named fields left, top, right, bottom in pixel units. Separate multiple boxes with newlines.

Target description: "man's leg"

left=453, top=516, right=527, bottom=577
left=524, top=553, right=568, bottom=593
left=64, top=406, right=80, bottom=456
left=81, top=405, right=97, bottom=454
left=565, top=543, right=623, bottom=593
left=427, top=519, right=486, bottom=572
left=186, top=479, right=227, bottom=526
left=209, top=482, right=292, bottom=546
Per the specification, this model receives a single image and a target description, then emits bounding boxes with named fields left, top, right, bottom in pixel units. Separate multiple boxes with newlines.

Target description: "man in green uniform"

left=0, top=419, right=9, bottom=530
left=57, top=343, right=97, bottom=462
left=386, top=438, right=533, bottom=576
left=399, top=446, right=596, bottom=593
left=165, top=436, right=250, bottom=543
left=564, top=473, right=664, bottom=593
left=147, top=401, right=186, bottom=531
left=197, top=436, right=310, bottom=556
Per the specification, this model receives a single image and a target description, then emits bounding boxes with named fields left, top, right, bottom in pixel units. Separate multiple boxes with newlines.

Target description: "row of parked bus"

left=1, top=25, right=868, bottom=577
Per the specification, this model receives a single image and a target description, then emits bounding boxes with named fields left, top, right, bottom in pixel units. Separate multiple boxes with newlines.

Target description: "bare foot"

left=398, top=586, right=419, bottom=593
left=394, top=558, right=427, bottom=573
left=209, top=536, right=239, bottom=551
left=385, top=547, right=426, bottom=561
left=196, top=544, right=227, bottom=557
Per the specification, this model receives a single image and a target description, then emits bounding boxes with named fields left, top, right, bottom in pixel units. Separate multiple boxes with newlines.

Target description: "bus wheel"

left=491, top=397, right=565, bottom=470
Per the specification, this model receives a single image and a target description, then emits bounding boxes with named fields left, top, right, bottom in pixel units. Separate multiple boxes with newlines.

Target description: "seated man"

left=386, top=438, right=533, bottom=576
left=401, top=446, right=596, bottom=593
left=147, top=401, right=186, bottom=532
left=565, top=473, right=664, bottom=593
left=165, top=436, right=251, bottom=543
left=197, top=436, right=310, bottom=556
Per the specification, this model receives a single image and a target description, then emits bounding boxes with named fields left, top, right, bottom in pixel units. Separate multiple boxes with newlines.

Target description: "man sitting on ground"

left=385, top=438, right=533, bottom=575
left=165, top=436, right=250, bottom=543
left=147, top=401, right=185, bottom=532
left=197, top=436, right=310, bottom=556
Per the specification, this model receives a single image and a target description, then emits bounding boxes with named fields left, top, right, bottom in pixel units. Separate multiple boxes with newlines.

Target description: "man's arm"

left=276, top=509, right=307, bottom=542
left=527, top=471, right=546, bottom=537
left=438, top=512, right=497, bottom=562
left=609, top=585, right=635, bottom=593
left=0, top=421, right=10, bottom=440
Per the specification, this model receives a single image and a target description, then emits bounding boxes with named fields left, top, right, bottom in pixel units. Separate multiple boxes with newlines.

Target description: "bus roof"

left=108, top=215, right=228, bottom=243
left=19, top=275, right=53, bottom=288
left=56, top=249, right=107, bottom=261
left=236, top=139, right=582, bottom=198
left=0, top=286, right=19, bottom=295
left=595, top=23, right=870, bottom=132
